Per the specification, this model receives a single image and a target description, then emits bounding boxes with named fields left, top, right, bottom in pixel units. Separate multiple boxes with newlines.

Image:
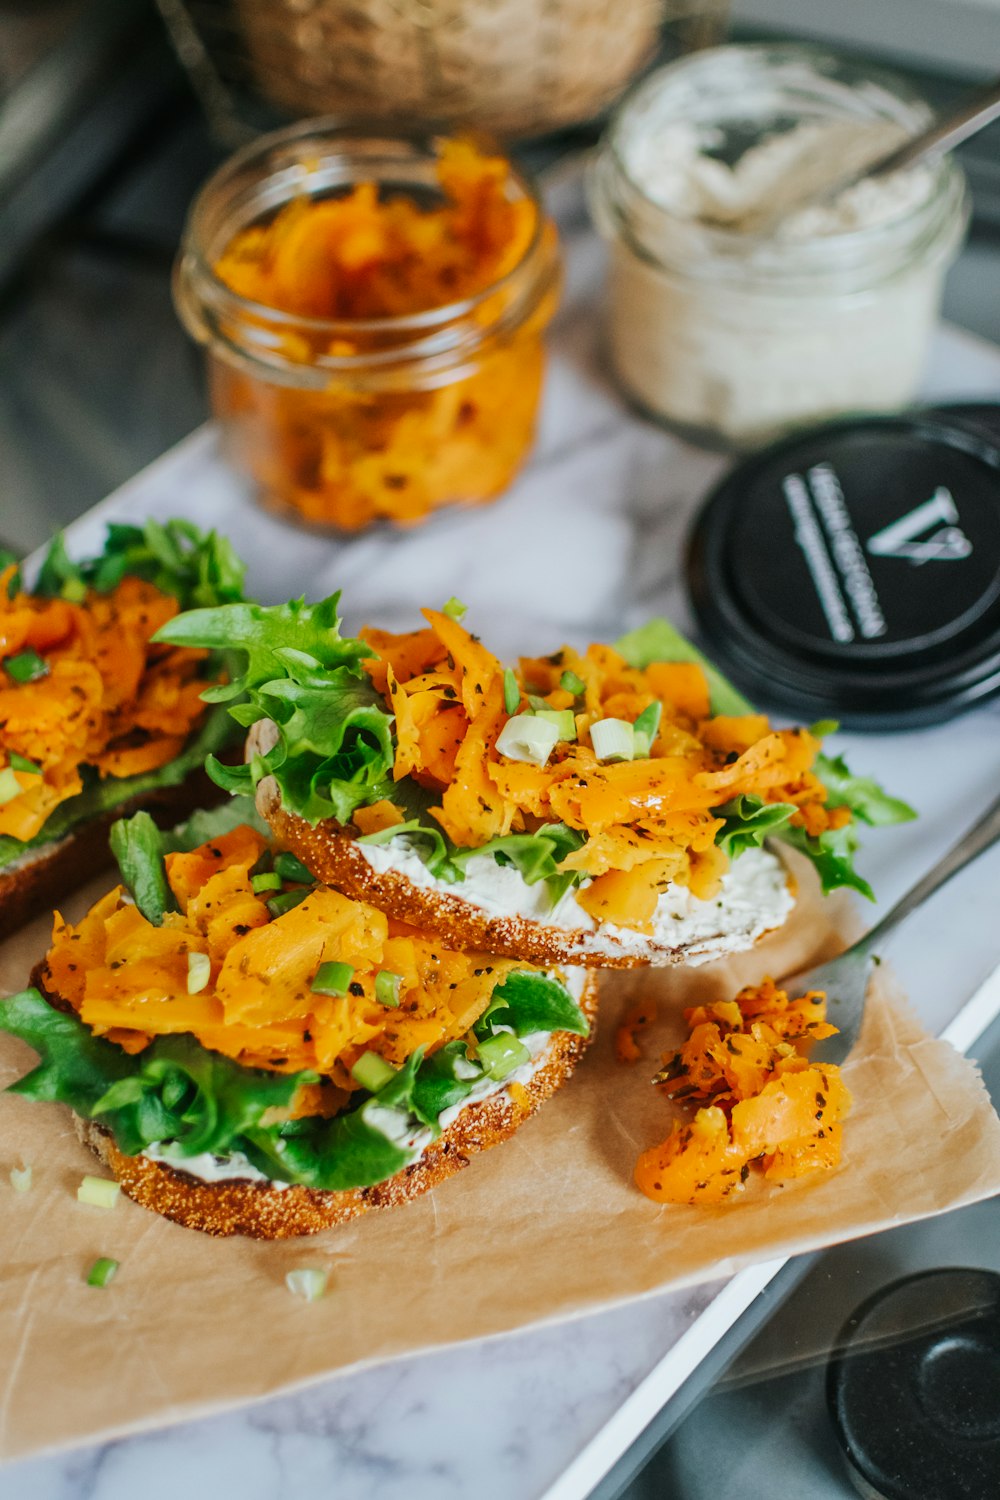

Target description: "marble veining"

left=3, top=167, right=1000, bottom=1499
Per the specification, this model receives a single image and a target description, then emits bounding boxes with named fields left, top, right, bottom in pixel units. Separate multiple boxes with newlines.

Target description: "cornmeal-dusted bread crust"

left=257, top=781, right=793, bottom=971
left=0, top=771, right=221, bottom=943
left=72, top=972, right=598, bottom=1239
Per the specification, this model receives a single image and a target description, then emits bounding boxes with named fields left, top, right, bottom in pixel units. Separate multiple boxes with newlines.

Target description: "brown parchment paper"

left=2, top=855, right=1000, bottom=1463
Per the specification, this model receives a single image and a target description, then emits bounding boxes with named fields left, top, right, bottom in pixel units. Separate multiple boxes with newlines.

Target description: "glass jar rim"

left=598, top=42, right=966, bottom=273
left=180, top=116, right=550, bottom=340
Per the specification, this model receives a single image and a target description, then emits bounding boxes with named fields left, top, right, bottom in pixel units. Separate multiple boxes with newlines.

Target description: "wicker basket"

left=230, top=0, right=665, bottom=138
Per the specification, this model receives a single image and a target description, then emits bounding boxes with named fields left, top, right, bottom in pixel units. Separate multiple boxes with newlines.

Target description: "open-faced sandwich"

left=0, top=801, right=595, bottom=1237
left=156, top=595, right=913, bottom=968
left=0, top=521, right=244, bottom=937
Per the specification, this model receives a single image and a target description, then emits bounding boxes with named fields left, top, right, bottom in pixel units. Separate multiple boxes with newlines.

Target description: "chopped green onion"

left=285, top=1267, right=328, bottom=1302
left=4, top=649, right=48, bottom=684
left=86, top=1257, right=119, bottom=1288
left=442, top=597, right=467, bottom=622
left=9, top=1165, right=32, bottom=1193
left=810, top=719, right=839, bottom=738
left=311, top=961, right=354, bottom=997
left=9, top=752, right=40, bottom=775
left=350, top=1051, right=397, bottom=1093
left=375, top=970, right=403, bottom=1008
left=274, top=852, right=315, bottom=884
left=632, top=702, right=663, bottom=756
left=495, top=714, right=559, bottom=768
left=186, top=951, right=211, bottom=995
left=477, top=1032, right=531, bottom=1080
left=77, top=1175, right=120, bottom=1209
left=533, top=709, right=577, bottom=742
left=251, top=871, right=282, bottom=893
left=560, top=670, right=586, bottom=696
left=60, top=577, right=87, bottom=603
left=0, top=768, right=21, bottom=805
left=527, top=694, right=551, bottom=712
left=266, top=888, right=310, bottom=919
left=590, top=717, right=635, bottom=763
left=503, top=668, right=520, bottom=716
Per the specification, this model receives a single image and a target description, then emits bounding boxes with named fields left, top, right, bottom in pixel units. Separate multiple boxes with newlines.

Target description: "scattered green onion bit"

left=77, top=1175, right=120, bottom=1209
left=533, top=709, right=577, bottom=742
left=375, top=970, right=403, bottom=1008
left=495, top=713, right=559, bottom=768
left=86, top=1257, right=119, bottom=1289
left=266, top=888, right=310, bottom=920
left=5, top=648, right=49, bottom=683
left=477, top=1032, right=531, bottom=1081
left=350, top=1050, right=397, bottom=1093
left=311, top=960, right=354, bottom=997
left=60, top=577, right=87, bottom=603
left=285, top=1267, right=328, bottom=1302
left=442, top=596, right=468, bottom=622
left=9, top=1164, right=32, bottom=1193
left=251, top=871, right=282, bottom=893
left=590, top=717, right=635, bottom=763
left=9, top=752, right=41, bottom=775
left=186, top=950, right=212, bottom=995
left=503, top=667, right=520, bottom=716
left=810, top=719, right=839, bottom=738
left=274, top=852, right=315, bottom=884
left=560, top=670, right=585, bottom=696
left=0, top=768, right=21, bottom=806
left=632, top=701, right=663, bottom=757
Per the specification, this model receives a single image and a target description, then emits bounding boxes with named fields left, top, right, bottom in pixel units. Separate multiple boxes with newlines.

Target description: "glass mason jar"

left=589, top=45, right=970, bottom=449
left=174, top=121, right=561, bottom=532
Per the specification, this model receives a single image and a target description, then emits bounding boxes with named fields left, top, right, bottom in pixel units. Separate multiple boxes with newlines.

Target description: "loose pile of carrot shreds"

left=634, top=978, right=852, bottom=1206
left=360, top=609, right=852, bottom=930
left=42, top=822, right=533, bottom=1111
left=0, top=568, right=209, bottom=842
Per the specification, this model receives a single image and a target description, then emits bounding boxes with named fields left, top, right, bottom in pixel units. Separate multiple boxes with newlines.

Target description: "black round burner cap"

left=827, top=1267, right=1000, bottom=1500
left=686, top=414, right=1000, bottom=729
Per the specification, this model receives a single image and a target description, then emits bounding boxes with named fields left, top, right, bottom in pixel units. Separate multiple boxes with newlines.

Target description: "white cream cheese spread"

left=356, top=837, right=793, bottom=962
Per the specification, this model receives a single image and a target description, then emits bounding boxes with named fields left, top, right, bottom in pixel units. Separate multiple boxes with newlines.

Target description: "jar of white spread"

left=589, top=44, right=970, bottom=448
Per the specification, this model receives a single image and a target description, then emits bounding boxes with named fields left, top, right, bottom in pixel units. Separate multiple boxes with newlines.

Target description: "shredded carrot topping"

left=634, top=978, right=852, bottom=1206
left=41, top=823, right=539, bottom=1108
left=359, top=611, right=846, bottom=930
left=211, top=139, right=557, bottom=532
left=0, top=568, right=210, bottom=843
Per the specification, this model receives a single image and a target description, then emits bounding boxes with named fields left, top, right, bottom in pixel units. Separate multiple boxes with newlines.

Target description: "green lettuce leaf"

left=108, top=797, right=268, bottom=925
left=813, top=752, right=916, bottom=827
left=33, top=520, right=245, bottom=609
left=714, top=795, right=798, bottom=858
left=475, top=969, right=590, bottom=1039
left=779, top=822, right=875, bottom=901
left=155, top=594, right=396, bottom=829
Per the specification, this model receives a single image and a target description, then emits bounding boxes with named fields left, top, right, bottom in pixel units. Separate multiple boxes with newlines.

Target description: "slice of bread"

left=256, top=780, right=796, bottom=971
left=72, top=971, right=598, bottom=1239
left=0, top=771, right=222, bottom=942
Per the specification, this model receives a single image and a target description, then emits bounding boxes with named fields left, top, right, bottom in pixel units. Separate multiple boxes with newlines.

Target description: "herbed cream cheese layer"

left=356, top=837, right=795, bottom=963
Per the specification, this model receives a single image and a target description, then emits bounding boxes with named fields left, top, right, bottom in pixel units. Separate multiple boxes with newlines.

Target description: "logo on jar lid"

left=867, top=487, right=973, bottom=565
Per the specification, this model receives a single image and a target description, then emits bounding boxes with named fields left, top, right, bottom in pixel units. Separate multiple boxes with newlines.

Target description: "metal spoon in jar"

left=748, top=71, right=1000, bottom=237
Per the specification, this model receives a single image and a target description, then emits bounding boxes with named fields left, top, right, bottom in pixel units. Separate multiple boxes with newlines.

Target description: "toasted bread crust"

left=259, top=787, right=790, bottom=970
left=0, top=771, right=222, bottom=943
left=73, top=972, right=598, bottom=1238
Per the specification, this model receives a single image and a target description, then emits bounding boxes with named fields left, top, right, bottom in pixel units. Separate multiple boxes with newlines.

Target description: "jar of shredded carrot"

left=174, top=122, right=561, bottom=532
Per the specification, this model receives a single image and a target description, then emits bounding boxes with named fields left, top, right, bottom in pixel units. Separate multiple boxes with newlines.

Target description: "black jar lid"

left=827, top=1267, right=1000, bottom=1500
left=686, top=411, right=1000, bottom=729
